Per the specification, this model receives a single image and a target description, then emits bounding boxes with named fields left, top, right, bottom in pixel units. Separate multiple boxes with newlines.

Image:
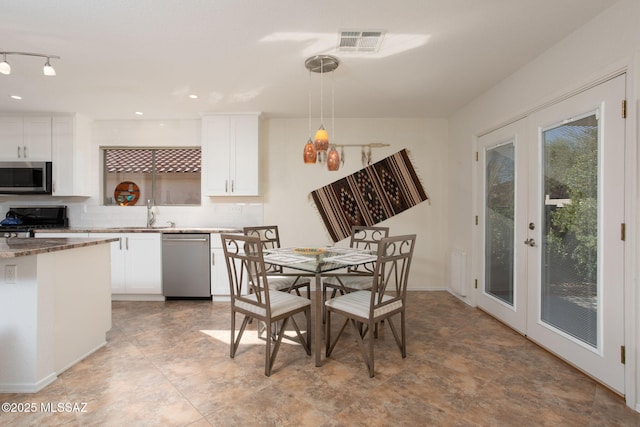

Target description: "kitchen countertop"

left=0, top=237, right=119, bottom=258
left=33, top=227, right=244, bottom=234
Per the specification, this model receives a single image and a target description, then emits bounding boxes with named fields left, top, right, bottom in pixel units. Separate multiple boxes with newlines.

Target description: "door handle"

left=524, top=238, right=536, bottom=247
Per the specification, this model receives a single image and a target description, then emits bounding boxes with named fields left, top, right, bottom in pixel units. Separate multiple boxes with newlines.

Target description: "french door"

left=477, top=74, right=626, bottom=394
left=477, top=119, right=528, bottom=334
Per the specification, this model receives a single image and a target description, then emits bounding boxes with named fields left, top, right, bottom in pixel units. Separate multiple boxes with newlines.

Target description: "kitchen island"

left=0, top=237, right=118, bottom=393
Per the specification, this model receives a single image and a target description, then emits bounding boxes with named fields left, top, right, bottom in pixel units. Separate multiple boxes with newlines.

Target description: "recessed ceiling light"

left=188, top=94, right=198, bottom=99
left=10, top=95, right=22, bottom=100
left=135, top=111, right=143, bottom=116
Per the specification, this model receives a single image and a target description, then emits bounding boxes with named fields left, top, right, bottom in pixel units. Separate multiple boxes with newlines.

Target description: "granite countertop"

left=0, top=237, right=120, bottom=259
left=33, top=227, right=244, bottom=234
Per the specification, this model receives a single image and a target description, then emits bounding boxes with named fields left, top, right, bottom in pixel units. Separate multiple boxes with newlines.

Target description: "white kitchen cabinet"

left=210, top=233, right=229, bottom=300
left=0, top=116, right=52, bottom=161
left=52, top=115, right=91, bottom=196
left=90, top=233, right=162, bottom=298
left=202, top=113, right=260, bottom=196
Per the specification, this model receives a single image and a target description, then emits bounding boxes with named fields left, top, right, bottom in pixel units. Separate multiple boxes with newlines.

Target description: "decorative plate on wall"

left=114, top=181, right=140, bottom=206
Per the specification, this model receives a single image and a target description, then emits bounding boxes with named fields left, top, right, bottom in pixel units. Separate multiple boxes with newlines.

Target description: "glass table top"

left=263, top=247, right=377, bottom=274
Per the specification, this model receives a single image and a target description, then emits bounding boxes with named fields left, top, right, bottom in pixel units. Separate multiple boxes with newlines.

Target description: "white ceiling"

left=0, top=0, right=618, bottom=120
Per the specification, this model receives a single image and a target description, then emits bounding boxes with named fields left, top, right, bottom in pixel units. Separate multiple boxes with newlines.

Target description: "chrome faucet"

left=146, top=199, right=156, bottom=228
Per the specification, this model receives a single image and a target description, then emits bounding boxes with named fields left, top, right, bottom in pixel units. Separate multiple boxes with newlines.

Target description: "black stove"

left=0, top=205, right=69, bottom=237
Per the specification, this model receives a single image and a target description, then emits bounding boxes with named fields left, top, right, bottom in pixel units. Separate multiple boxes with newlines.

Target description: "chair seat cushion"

left=323, top=275, right=372, bottom=290
left=236, top=291, right=310, bottom=318
left=267, top=275, right=310, bottom=291
left=325, top=290, right=402, bottom=318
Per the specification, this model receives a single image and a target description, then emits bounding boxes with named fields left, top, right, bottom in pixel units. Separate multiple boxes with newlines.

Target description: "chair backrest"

left=221, top=233, right=272, bottom=317
left=349, top=225, right=390, bottom=273
left=243, top=225, right=284, bottom=274
left=369, top=234, right=416, bottom=315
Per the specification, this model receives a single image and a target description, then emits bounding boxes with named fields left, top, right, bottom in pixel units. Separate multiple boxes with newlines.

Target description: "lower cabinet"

left=90, top=233, right=162, bottom=299
left=210, top=233, right=229, bottom=300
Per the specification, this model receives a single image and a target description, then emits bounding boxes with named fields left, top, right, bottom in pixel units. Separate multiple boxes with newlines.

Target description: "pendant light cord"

left=320, top=59, right=324, bottom=125
left=308, top=69, right=312, bottom=138
left=331, top=70, right=335, bottom=145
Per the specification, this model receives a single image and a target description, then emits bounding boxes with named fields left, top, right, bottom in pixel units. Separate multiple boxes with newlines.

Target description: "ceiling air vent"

left=338, top=30, right=384, bottom=52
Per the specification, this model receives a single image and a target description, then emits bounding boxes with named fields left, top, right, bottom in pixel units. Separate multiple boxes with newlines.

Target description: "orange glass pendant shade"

left=303, top=138, right=317, bottom=164
left=314, top=125, right=329, bottom=152
left=327, top=146, right=340, bottom=171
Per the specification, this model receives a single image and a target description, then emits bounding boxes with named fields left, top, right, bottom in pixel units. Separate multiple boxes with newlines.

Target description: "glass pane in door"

left=541, top=114, right=598, bottom=347
left=485, top=143, right=515, bottom=305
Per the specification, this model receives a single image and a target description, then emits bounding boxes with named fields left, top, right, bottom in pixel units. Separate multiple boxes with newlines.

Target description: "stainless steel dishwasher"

left=162, top=233, right=211, bottom=298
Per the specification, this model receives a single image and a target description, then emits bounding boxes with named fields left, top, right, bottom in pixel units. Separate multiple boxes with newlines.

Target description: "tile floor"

left=1, top=291, right=639, bottom=426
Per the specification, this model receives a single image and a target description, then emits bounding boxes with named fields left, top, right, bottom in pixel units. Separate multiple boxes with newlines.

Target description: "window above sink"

left=102, top=147, right=201, bottom=206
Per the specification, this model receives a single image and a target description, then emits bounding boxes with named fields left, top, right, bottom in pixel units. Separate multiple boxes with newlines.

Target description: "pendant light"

left=303, top=66, right=317, bottom=164
left=327, top=146, right=340, bottom=171
left=326, top=71, right=340, bottom=171
left=304, top=55, right=339, bottom=162
left=313, top=57, right=329, bottom=153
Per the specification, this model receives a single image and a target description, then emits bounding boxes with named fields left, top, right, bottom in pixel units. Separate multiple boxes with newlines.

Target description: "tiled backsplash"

left=69, top=203, right=263, bottom=228
left=0, top=201, right=263, bottom=229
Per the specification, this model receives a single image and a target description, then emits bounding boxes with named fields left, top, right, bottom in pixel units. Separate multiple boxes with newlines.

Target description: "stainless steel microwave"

left=0, top=162, right=52, bottom=194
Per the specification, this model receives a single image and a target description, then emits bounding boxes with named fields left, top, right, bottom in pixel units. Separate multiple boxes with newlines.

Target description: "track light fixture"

left=0, top=51, right=60, bottom=76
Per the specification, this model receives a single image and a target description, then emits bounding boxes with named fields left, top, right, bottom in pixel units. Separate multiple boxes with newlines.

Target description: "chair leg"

left=367, top=320, right=375, bottom=377
left=289, top=312, right=311, bottom=355
left=386, top=315, right=406, bottom=358
left=266, top=317, right=290, bottom=376
left=232, top=315, right=250, bottom=358
left=230, top=309, right=236, bottom=358
left=326, top=312, right=349, bottom=357
left=401, top=310, right=406, bottom=358
left=306, top=306, right=312, bottom=354
left=265, top=320, right=272, bottom=376
left=348, top=318, right=374, bottom=377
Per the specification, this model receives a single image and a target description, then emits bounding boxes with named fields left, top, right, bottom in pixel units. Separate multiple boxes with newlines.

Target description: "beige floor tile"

left=1, top=291, right=638, bottom=426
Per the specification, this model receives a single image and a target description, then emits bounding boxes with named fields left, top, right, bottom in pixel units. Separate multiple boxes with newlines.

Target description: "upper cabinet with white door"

left=0, top=116, right=52, bottom=161
left=52, top=114, right=91, bottom=196
left=202, top=113, right=260, bottom=196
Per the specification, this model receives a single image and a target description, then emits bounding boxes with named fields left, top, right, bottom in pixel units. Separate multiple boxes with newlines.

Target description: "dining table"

left=263, top=246, right=378, bottom=367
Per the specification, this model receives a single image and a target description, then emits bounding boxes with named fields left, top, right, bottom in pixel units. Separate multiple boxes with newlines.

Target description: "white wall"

left=263, top=117, right=449, bottom=290
left=448, top=0, right=640, bottom=409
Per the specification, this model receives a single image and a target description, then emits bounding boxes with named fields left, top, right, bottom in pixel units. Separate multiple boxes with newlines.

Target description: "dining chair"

left=221, top=233, right=311, bottom=376
left=325, top=234, right=416, bottom=377
left=322, top=225, right=390, bottom=321
left=244, top=225, right=311, bottom=299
